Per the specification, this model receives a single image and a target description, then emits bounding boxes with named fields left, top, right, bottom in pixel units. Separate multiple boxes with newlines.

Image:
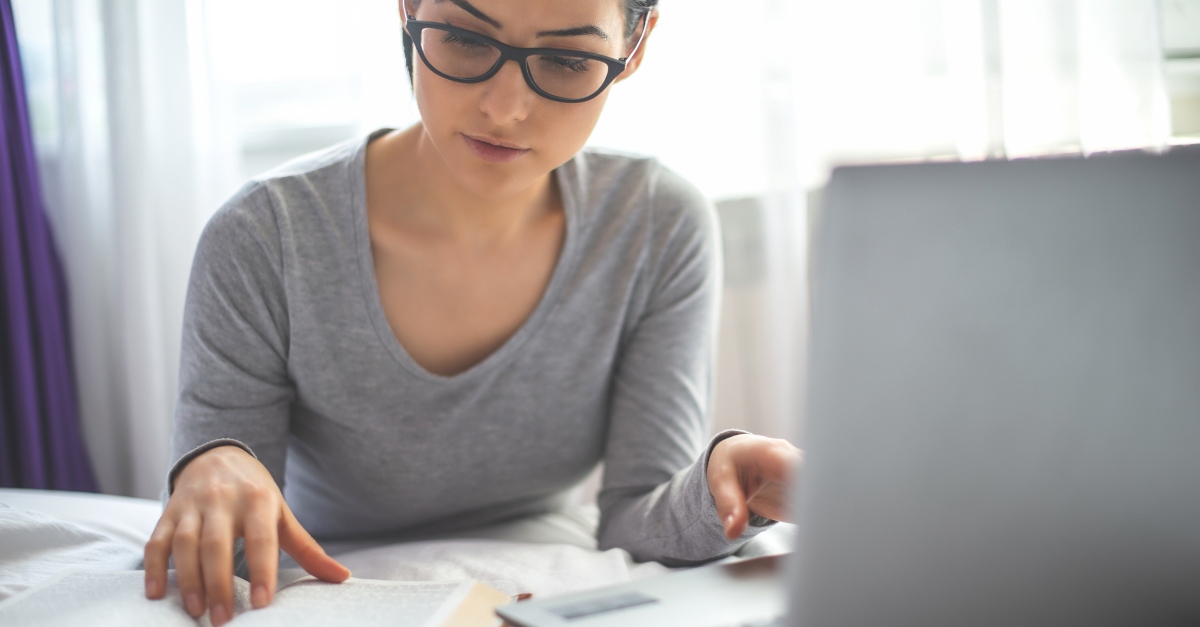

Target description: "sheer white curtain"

left=793, top=0, right=1168, bottom=179
left=15, top=0, right=1171, bottom=497
left=14, top=0, right=240, bottom=498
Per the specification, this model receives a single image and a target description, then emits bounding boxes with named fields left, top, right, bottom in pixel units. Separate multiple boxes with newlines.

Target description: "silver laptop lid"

left=790, top=153, right=1200, bottom=626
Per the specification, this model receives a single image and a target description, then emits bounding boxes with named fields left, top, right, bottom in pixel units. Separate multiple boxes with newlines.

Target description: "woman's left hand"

left=707, top=433, right=803, bottom=539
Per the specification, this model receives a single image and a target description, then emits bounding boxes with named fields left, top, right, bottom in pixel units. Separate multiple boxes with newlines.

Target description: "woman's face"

left=402, top=0, right=648, bottom=200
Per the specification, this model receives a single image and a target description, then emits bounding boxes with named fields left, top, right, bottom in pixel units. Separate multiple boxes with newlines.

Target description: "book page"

left=0, top=570, right=503, bottom=627
left=0, top=569, right=251, bottom=627
left=233, top=577, right=471, bottom=627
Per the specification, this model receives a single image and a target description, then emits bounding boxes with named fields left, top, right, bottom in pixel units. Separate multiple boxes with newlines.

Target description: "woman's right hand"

left=143, top=445, right=351, bottom=626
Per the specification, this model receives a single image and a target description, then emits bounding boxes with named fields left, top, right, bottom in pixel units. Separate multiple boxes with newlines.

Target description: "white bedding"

left=0, top=488, right=793, bottom=605
left=0, top=490, right=159, bottom=600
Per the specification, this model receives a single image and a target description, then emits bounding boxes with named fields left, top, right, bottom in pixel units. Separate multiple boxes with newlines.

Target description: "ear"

left=613, top=9, right=659, bottom=85
left=398, top=0, right=410, bottom=28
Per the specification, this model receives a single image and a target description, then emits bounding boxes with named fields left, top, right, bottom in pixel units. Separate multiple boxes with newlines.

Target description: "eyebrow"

left=433, top=0, right=610, bottom=40
left=436, top=0, right=501, bottom=29
left=537, top=25, right=610, bottom=40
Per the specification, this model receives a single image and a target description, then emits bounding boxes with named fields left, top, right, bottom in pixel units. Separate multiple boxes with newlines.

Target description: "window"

left=1162, top=0, right=1200, bottom=138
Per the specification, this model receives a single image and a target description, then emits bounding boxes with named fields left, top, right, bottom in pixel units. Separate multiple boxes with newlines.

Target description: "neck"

left=378, top=124, right=558, bottom=244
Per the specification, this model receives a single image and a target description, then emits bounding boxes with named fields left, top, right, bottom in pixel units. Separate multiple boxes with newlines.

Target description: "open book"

left=0, top=569, right=512, bottom=627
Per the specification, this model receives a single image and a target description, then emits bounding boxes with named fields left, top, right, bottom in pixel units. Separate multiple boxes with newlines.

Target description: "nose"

left=477, top=58, right=536, bottom=126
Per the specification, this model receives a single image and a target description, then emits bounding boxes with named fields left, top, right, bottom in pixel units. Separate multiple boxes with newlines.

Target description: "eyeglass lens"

left=420, top=27, right=611, bottom=101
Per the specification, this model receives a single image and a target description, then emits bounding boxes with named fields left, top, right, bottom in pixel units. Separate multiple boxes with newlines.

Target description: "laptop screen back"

left=790, top=154, right=1200, bottom=626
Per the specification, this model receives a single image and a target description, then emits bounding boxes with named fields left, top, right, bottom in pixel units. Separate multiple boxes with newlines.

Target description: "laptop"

left=790, top=151, right=1200, bottom=626
left=499, top=151, right=1200, bottom=627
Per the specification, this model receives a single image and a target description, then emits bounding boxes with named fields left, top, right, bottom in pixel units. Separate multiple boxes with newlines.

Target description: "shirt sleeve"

left=165, top=182, right=294, bottom=497
left=595, top=165, right=774, bottom=565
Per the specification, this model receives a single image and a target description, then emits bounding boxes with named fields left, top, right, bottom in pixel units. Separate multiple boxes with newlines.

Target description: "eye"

left=441, top=31, right=491, bottom=50
left=540, top=55, right=593, bottom=73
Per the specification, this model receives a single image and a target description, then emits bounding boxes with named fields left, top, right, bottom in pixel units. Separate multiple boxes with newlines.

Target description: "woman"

left=144, top=0, right=802, bottom=624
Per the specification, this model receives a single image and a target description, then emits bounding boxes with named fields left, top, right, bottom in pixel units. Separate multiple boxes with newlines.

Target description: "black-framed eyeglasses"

left=402, top=2, right=650, bottom=104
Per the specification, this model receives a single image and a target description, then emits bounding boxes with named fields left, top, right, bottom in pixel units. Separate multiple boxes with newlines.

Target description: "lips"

left=462, top=134, right=530, bottom=164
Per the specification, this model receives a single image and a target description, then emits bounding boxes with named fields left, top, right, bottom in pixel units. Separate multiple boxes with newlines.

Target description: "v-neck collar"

left=351, top=129, right=581, bottom=384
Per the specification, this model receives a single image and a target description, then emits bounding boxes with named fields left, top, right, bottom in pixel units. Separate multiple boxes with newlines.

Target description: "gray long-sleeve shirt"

left=169, top=129, right=769, bottom=565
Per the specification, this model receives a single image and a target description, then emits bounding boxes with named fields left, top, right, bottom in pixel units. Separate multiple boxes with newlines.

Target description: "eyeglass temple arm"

left=620, top=11, right=652, bottom=63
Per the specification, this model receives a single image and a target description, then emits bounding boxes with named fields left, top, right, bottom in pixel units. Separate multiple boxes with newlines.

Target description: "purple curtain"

left=0, top=0, right=97, bottom=491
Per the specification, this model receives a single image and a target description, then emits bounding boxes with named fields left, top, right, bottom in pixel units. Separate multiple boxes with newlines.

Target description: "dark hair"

left=401, top=0, right=659, bottom=86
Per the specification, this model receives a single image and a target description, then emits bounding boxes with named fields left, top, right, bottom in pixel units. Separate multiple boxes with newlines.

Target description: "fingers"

left=200, top=511, right=236, bottom=626
left=753, top=439, right=803, bottom=486
left=144, top=517, right=174, bottom=599
left=146, top=446, right=301, bottom=620
left=172, top=513, right=207, bottom=619
left=709, top=454, right=750, bottom=540
left=243, top=499, right=280, bottom=609
left=279, top=504, right=351, bottom=583
left=708, top=435, right=806, bottom=538
left=741, top=440, right=802, bottom=522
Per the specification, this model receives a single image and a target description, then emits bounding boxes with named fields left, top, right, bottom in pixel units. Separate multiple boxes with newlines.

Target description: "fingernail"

left=252, top=583, right=269, bottom=608
left=185, top=592, right=203, bottom=617
left=144, top=577, right=159, bottom=598
left=211, top=603, right=230, bottom=626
